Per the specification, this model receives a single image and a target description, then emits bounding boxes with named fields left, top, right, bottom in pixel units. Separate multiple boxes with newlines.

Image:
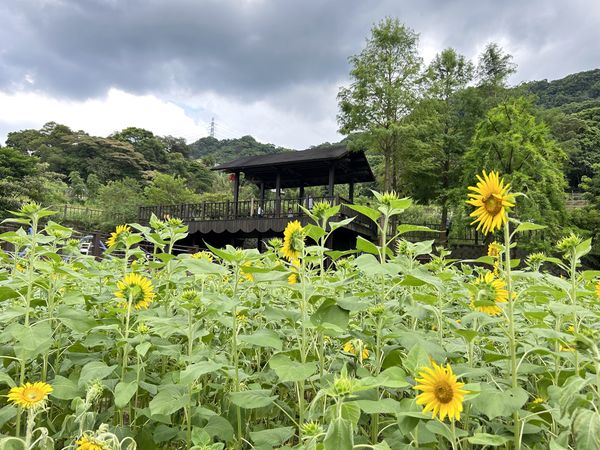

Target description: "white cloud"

left=0, top=88, right=210, bottom=144
left=0, top=86, right=343, bottom=149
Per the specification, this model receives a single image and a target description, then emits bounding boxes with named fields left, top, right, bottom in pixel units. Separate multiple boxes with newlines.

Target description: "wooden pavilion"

left=138, top=145, right=377, bottom=250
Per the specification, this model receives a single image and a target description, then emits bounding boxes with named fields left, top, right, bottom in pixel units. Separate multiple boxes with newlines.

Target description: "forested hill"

left=189, top=135, right=289, bottom=165
left=523, top=68, right=600, bottom=108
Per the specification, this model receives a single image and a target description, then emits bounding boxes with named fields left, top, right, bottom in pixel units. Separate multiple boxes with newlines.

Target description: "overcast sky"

left=1, top=0, right=598, bottom=149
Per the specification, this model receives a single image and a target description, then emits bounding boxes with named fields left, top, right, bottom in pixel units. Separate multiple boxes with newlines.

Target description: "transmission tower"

left=210, top=117, right=215, bottom=138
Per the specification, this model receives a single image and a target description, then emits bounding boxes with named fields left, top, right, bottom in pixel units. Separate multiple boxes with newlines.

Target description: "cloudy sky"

left=1, top=0, right=598, bottom=149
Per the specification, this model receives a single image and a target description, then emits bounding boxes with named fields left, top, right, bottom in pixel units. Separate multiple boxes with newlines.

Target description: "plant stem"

left=569, top=252, right=579, bottom=373
left=504, top=222, right=520, bottom=450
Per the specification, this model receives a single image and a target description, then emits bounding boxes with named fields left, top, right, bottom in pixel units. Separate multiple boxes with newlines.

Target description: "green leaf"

left=304, top=224, right=326, bottom=243
left=114, top=380, right=138, bottom=409
left=179, top=361, right=223, bottom=384
left=57, top=306, right=98, bottom=333
left=250, top=426, right=295, bottom=447
left=269, top=355, right=317, bottom=383
left=0, top=286, right=18, bottom=302
left=229, top=389, right=276, bottom=409
left=238, top=329, right=283, bottom=351
left=51, top=375, right=81, bottom=400
left=323, top=417, right=353, bottom=450
left=573, top=409, right=600, bottom=450
left=467, top=433, right=511, bottom=446
left=311, top=299, right=349, bottom=332
left=77, top=362, right=116, bottom=390
left=514, top=222, right=546, bottom=233
left=575, top=238, right=593, bottom=259
left=359, top=367, right=409, bottom=389
left=202, top=415, right=234, bottom=442
left=345, top=204, right=381, bottom=224
left=149, top=385, right=188, bottom=416
left=12, top=322, right=53, bottom=361
left=352, top=398, right=402, bottom=414
left=329, top=217, right=355, bottom=231
left=470, top=385, right=528, bottom=419
left=397, top=224, right=437, bottom=235
left=356, top=235, right=380, bottom=255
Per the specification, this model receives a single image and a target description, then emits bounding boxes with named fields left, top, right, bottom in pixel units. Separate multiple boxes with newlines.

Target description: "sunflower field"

left=1, top=171, right=600, bottom=450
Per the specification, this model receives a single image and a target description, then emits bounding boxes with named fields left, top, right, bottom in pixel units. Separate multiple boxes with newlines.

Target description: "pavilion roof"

left=212, top=144, right=374, bottom=188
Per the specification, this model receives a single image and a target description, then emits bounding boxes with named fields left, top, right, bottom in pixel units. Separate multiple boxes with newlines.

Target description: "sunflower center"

left=24, top=389, right=42, bottom=402
left=483, top=195, right=503, bottom=215
left=434, top=381, right=454, bottom=403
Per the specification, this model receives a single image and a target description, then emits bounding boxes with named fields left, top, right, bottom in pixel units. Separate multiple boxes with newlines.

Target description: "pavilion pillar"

left=328, top=163, right=335, bottom=199
left=232, top=171, right=240, bottom=217
left=348, top=180, right=355, bottom=203
left=299, top=184, right=305, bottom=209
left=259, top=182, right=265, bottom=215
left=275, top=170, right=281, bottom=217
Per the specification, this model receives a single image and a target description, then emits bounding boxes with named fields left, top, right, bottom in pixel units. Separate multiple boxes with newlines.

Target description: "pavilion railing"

left=138, top=196, right=376, bottom=232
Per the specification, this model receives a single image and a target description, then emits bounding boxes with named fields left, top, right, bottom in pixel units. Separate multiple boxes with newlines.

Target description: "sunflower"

left=241, top=261, right=254, bottom=282
left=467, top=170, right=514, bottom=235
left=282, top=220, right=304, bottom=261
left=75, top=435, right=107, bottom=450
left=415, top=361, right=469, bottom=421
left=342, top=340, right=369, bottom=360
left=288, top=258, right=300, bottom=284
left=192, top=251, right=214, bottom=262
left=106, top=225, right=131, bottom=247
left=470, top=271, right=508, bottom=316
left=115, top=273, right=155, bottom=310
left=8, top=382, right=53, bottom=410
left=596, top=281, right=600, bottom=299
left=487, top=241, right=502, bottom=257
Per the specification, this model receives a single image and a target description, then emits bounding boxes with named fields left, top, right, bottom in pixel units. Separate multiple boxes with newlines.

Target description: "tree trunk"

left=384, top=149, right=392, bottom=192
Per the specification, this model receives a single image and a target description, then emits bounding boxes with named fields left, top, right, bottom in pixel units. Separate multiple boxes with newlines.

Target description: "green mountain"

left=189, top=135, right=289, bottom=166
left=523, top=69, right=600, bottom=109
left=521, top=69, right=600, bottom=190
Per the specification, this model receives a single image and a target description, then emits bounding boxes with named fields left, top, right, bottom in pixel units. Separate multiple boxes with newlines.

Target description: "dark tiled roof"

left=212, top=145, right=349, bottom=171
left=211, top=144, right=374, bottom=188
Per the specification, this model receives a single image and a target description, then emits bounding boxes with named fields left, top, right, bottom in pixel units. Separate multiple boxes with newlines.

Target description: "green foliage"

left=143, top=173, right=202, bottom=206
left=1, top=201, right=599, bottom=449
left=94, top=178, right=144, bottom=223
left=338, top=17, right=422, bottom=191
left=465, top=97, right=567, bottom=232
left=189, top=135, right=288, bottom=165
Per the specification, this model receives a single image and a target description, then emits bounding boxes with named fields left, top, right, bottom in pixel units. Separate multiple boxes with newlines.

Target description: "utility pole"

left=210, top=117, right=215, bottom=138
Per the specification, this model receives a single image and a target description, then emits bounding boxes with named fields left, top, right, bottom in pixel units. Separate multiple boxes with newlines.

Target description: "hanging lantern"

left=229, top=173, right=236, bottom=182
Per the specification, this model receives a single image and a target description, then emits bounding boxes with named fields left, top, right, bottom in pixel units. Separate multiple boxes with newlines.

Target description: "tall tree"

left=400, top=48, right=474, bottom=229
left=337, top=17, right=422, bottom=191
left=464, top=97, right=567, bottom=231
left=476, top=43, right=517, bottom=100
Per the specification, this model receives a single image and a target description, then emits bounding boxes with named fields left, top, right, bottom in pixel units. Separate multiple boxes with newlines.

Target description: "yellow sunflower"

left=115, top=273, right=155, bottom=310
left=8, top=382, right=53, bottom=410
left=596, top=281, right=600, bottom=299
left=75, top=435, right=107, bottom=450
left=241, top=261, right=254, bottom=282
left=288, top=273, right=298, bottom=284
left=487, top=241, right=502, bottom=257
left=282, top=220, right=304, bottom=261
left=106, top=225, right=131, bottom=248
left=342, top=340, right=369, bottom=360
left=288, top=258, right=300, bottom=284
left=415, top=361, right=469, bottom=421
left=192, top=251, right=214, bottom=262
left=467, top=170, right=514, bottom=235
left=470, top=271, right=508, bottom=316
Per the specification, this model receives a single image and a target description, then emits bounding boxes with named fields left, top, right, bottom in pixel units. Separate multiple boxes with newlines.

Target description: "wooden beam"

left=349, top=181, right=355, bottom=203
left=328, top=163, right=335, bottom=198
left=233, top=171, right=240, bottom=217
left=275, top=171, right=281, bottom=216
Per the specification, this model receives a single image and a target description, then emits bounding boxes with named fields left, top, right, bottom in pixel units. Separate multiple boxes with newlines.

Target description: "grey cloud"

left=0, top=0, right=599, bottom=146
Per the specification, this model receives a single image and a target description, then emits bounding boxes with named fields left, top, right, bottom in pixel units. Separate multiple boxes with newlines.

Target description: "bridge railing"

left=138, top=196, right=376, bottom=231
